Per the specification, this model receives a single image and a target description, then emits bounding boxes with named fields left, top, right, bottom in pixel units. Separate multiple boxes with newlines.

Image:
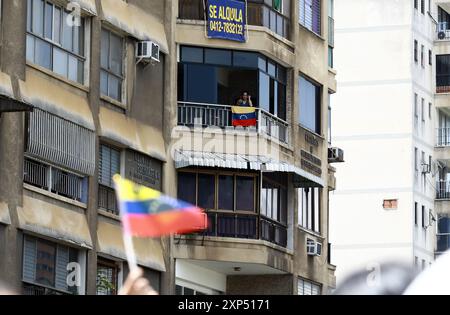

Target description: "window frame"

left=414, top=40, right=418, bottom=63
left=26, top=0, right=87, bottom=84
left=298, top=187, right=321, bottom=234
left=96, top=258, right=120, bottom=295
left=299, top=74, right=322, bottom=135
left=100, top=26, right=126, bottom=102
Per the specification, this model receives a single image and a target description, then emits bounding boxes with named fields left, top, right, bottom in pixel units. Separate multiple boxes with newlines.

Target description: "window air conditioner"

left=421, top=163, right=431, bottom=174
left=307, top=239, right=322, bottom=256
left=328, top=147, right=344, bottom=163
left=136, top=41, right=160, bottom=63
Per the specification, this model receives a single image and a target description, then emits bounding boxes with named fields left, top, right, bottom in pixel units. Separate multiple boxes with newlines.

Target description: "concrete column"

left=0, top=0, right=27, bottom=292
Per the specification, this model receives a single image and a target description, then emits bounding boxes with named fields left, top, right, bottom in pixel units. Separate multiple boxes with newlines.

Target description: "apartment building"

left=330, top=0, right=443, bottom=285
left=0, top=0, right=338, bottom=295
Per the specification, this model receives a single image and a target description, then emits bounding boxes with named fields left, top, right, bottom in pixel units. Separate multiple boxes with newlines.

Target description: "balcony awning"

left=0, top=202, right=11, bottom=225
left=0, top=71, right=33, bottom=113
left=17, top=195, right=93, bottom=249
left=97, top=220, right=166, bottom=272
left=174, top=150, right=325, bottom=188
left=100, top=0, right=169, bottom=54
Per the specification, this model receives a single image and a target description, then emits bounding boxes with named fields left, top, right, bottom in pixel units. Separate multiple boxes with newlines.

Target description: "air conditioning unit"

left=438, top=31, right=446, bottom=40
left=421, top=163, right=431, bottom=174
left=307, top=239, right=322, bottom=256
left=328, top=147, right=344, bottom=163
left=136, top=41, right=160, bottom=63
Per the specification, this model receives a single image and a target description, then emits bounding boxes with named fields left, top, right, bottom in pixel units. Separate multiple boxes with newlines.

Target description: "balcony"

left=437, top=127, right=450, bottom=146
left=177, top=101, right=289, bottom=144
left=202, top=211, right=287, bottom=248
left=436, top=180, right=450, bottom=199
left=178, top=0, right=291, bottom=40
left=437, top=74, right=450, bottom=93
left=437, top=234, right=450, bottom=253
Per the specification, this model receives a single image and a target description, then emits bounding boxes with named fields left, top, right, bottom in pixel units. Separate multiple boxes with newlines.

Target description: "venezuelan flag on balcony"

left=113, top=175, right=207, bottom=237
left=232, top=106, right=257, bottom=127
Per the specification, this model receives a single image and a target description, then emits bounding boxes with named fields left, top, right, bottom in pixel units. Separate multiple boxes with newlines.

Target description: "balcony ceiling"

left=181, top=259, right=287, bottom=276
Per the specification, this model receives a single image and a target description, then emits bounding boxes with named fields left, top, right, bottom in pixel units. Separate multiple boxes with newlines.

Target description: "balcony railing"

left=178, top=0, right=291, bottom=40
left=98, top=184, right=119, bottom=215
left=204, top=211, right=288, bottom=247
left=24, top=158, right=85, bottom=202
left=177, top=101, right=289, bottom=144
left=437, top=22, right=450, bottom=40
left=437, top=234, right=450, bottom=253
left=437, top=127, right=450, bottom=146
left=437, top=74, right=450, bottom=93
left=436, top=180, right=450, bottom=199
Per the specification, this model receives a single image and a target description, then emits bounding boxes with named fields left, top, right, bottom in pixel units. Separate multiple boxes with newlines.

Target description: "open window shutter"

left=110, top=148, right=120, bottom=184
left=99, top=145, right=111, bottom=186
left=23, top=236, right=37, bottom=282
left=55, top=245, right=69, bottom=291
left=312, top=0, right=321, bottom=34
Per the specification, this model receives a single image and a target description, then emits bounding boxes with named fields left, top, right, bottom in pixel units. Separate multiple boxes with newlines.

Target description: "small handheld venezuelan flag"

left=113, top=175, right=208, bottom=237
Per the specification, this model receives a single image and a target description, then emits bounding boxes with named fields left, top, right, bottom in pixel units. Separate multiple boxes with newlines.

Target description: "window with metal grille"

left=98, top=144, right=121, bottom=215
left=26, top=0, right=86, bottom=84
left=23, top=157, right=87, bottom=203
left=299, top=0, right=321, bottom=35
left=96, top=259, right=119, bottom=295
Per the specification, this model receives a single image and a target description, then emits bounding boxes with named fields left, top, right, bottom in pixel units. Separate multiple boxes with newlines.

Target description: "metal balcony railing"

left=437, top=234, right=450, bottom=253
left=436, top=75, right=450, bottom=93
left=24, top=158, right=85, bottom=202
left=437, top=128, right=450, bottom=146
left=177, top=101, right=289, bottom=144
left=178, top=0, right=291, bottom=40
left=202, top=211, right=288, bottom=247
left=260, top=217, right=287, bottom=247
left=436, top=180, right=450, bottom=199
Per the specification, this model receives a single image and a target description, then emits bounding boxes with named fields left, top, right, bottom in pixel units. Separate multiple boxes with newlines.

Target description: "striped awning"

left=174, top=150, right=325, bottom=188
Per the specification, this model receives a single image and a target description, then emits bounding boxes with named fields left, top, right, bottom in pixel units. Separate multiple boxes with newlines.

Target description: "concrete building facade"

left=0, top=0, right=338, bottom=295
left=330, top=0, right=450, bottom=285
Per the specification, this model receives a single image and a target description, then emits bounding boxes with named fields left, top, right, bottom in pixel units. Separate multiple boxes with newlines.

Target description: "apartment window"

left=422, top=205, right=426, bottom=228
left=328, top=0, right=334, bottom=68
left=26, top=0, right=85, bottom=84
left=298, top=278, right=321, bottom=295
left=429, top=50, right=433, bottom=65
left=96, top=259, right=119, bottom=295
left=299, top=75, right=321, bottom=134
left=178, top=172, right=256, bottom=212
left=261, top=174, right=288, bottom=225
left=436, top=55, right=450, bottom=93
left=414, top=40, right=418, bottom=63
left=421, top=45, right=425, bottom=67
left=415, top=202, right=418, bottom=225
left=22, top=235, right=81, bottom=295
left=23, top=158, right=88, bottom=203
left=437, top=215, right=450, bottom=252
left=421, top=0, right=425, bottom=14
left=101, top=28, right=124, bottom=102
left=176, top=284, right=214, bottom=295
left=414, top=256, right=419, bottom=268
left=414, top=148, right=418, bottom=172
left=414, top=93, right=418, bottom=121
left=328, top=96, right=332, bottom=144
left=98, top=144, right=121, bottom=215
left=299, top=0, right=321, bottom=35
left=298, top=187, right=320, bottom=233
left=421, top=98, right=425, bottom=122
left=429, top=103, right=432, bottom=119
left=414, top=0, right=418, bottom=10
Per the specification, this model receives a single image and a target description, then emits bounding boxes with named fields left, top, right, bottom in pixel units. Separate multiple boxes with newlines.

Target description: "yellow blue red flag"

left=232, top=106, right=257, bottom=127
left=113, top=175, right=207, bottom=237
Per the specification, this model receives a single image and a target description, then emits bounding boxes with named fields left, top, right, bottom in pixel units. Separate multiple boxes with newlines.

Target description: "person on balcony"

left=236, top=91, right=253, bottom=107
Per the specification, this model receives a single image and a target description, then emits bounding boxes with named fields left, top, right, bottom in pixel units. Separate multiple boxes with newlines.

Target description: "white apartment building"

left=330, top=0, right=441, bottom=285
